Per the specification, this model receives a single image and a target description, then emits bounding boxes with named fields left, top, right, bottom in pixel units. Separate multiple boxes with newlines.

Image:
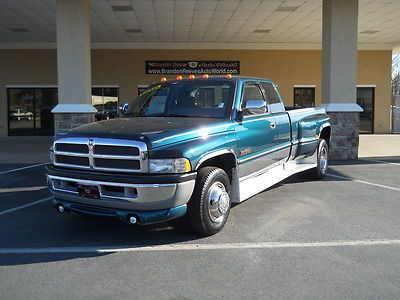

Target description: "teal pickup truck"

left=46, top=76, right=331, bottom=236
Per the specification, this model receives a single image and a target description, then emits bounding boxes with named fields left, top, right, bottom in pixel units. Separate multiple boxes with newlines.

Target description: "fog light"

left=129, top=216, right=137, bottom=224
left=57, top=204, right=65, bottom=213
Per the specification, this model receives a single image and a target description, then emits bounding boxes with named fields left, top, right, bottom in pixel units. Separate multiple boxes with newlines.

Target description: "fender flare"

left=195, top=149, right=237, bottom=170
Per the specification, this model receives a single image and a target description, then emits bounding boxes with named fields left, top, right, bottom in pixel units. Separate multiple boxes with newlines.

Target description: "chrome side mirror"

left=119, top=103, right=129, bottom=114
left=245, top=100, right=267, bottom=115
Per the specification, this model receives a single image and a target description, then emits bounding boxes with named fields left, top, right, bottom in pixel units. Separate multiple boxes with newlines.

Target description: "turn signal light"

left=202, top=74, right=209, bottom=79
left=225, top=74, right=232, bottom=79
left=176, top=75, right=183, bottom=80
left=160, top=77, right=167, bottom=82
left=188, top=75, right=196, bottom=80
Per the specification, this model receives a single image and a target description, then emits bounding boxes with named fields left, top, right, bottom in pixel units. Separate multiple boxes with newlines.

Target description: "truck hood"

left=66, top=117, right=232, bottom=149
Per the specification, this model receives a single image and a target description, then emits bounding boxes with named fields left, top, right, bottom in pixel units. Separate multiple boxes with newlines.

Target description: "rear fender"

left=295, top=117, right=330, bottom=158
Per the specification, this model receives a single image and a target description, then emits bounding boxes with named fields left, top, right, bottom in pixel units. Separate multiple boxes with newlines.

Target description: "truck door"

left=260, top=82, right=291, bottom=163
left=235, top=82, right=277, bottom=178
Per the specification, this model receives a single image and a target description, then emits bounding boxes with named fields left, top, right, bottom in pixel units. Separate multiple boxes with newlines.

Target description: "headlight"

left=149, top=158, right=191, bottom=174
left=49, top=146, right=54, bottom=164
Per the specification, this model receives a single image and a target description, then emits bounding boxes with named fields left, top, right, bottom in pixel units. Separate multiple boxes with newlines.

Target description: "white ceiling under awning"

left=0, top=0, right=399, bottom=50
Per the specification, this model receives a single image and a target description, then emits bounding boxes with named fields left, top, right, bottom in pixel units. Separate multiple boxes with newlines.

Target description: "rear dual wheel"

left=186, top=167, right=231, bottom=236
left=309, top=139, right=329, bottom=179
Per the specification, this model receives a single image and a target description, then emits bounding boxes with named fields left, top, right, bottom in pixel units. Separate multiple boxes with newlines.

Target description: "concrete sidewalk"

left=359, top=134, right=400, bottom=158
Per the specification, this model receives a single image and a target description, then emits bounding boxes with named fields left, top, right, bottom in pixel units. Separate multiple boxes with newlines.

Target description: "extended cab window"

left=260, top=82, right=281, bottom=104
left=126, top=80, right=235, bottom=118
left=241, top=84, right=267, bottom=116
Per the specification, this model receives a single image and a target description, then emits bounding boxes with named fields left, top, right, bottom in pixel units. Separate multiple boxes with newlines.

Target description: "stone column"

left=52, top=0, right=96, bottom=137
left=321, top=0, right=363, bottom=160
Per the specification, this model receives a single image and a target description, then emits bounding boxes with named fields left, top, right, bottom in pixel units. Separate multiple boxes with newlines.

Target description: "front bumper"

left=53, top=199, right=187, bottom=225
left=46, top=165, right=196, bottom=223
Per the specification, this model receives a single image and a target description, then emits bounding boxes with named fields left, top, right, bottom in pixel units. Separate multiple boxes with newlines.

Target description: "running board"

left=233, top=159, right=317, bottom=203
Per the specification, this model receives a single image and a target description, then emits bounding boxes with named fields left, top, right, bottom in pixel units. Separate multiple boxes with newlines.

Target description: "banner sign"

left=145, top=60, right=240, bottom=75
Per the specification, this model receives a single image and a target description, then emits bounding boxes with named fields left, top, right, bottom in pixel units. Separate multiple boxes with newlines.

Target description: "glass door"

left=357, top=87, right=374, bottom=134
left=34, top=88, right=58, bottom=135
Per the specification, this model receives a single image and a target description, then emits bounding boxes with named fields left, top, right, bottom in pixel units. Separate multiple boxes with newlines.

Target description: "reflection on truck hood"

left=67, top=117, right=233, bottom=149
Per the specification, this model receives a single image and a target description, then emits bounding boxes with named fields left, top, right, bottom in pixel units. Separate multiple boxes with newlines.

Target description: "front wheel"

left=186, top=167, right=231, bottom=236
left=309, top=139, right=329, bottom=179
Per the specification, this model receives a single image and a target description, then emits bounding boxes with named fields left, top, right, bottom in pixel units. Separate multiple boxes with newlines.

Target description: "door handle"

left=270, top=122, right=276, bottom=129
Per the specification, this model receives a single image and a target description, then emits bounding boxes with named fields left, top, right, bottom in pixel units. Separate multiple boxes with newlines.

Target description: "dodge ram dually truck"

left=46, top=76, right=330, bottom=236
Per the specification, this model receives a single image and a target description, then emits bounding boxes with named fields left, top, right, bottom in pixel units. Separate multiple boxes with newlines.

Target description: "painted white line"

left=0, top=162, right=47, bottom=175
left=0, top=239, right=400, bottom=254
left=327, top=173, right=400, bottom=192
left=360, top=158, right=400, bottom=167
left=0, top=186, right=47, bottom=193
left=0, top=197, right=52, bottom=217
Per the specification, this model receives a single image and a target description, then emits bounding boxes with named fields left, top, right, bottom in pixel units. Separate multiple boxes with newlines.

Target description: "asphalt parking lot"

left=1, top=136, right=400, bottom=299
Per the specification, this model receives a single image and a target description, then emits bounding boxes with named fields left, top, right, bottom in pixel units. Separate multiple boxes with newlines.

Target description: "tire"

left=186, top=167, right=231, bottom=236
left=309, top=139, right=329, bottom=180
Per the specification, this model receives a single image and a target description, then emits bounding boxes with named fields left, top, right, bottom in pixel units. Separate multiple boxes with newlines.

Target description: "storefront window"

left=357, top=87, right=374, bottom=134
left=8, top=88, right=57, bottom=136
left=8, top=86, right=119, bottom=135
left=294, top=87, right=315, bottom=107
left=92, top=87, right=119, bottom=121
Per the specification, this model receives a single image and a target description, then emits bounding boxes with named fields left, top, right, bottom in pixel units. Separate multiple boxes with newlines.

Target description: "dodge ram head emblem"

left=88, top=139, right=94, bottom=152
left=88, top=138, right=95, bottom=168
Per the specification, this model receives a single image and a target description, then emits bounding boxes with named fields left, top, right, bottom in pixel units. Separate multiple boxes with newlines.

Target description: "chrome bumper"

left=47, top=174, right=196, bottom=211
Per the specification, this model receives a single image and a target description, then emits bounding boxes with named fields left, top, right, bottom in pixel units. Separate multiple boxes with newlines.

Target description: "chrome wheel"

left=207, top=181, right=230, bottom=224
left=319, top=143, right=328, bottom=174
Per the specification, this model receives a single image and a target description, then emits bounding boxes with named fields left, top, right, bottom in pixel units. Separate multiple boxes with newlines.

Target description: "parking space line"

left=327, top=173, right=400, bottom=192
left=0, top=162, right=47, bottom=175
left=0, top=196, right=51, bottom=217
left=0, top=239, right=400, bottom=254
left=0, top=186, right=47, bottom=193
left=360, top=158, right=400, bottom=166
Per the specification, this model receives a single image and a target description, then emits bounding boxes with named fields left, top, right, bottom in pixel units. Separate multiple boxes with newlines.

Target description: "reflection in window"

left=92, top=87, right=119, bottom=121
left=294, top=87, right=315, bottom=107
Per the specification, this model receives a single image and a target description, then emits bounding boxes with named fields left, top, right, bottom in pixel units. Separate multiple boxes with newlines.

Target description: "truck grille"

left=53, top=137, right=148, bottom=173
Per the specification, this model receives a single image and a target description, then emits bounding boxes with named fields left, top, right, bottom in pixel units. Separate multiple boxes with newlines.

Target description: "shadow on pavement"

left=330, top=156, right=400, bottom=166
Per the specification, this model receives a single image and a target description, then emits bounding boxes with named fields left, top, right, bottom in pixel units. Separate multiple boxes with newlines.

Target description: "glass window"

left=241, top=84, right=266, bottom=116
left=294, top=87, right=315, bottom=107
left=126, top=80, right=235, bottom=118
left=8, top=88, right=57, bottom=136
left=260, top=82, right=281, bottom=104
left=92, top=87, right=119, bottom=121
left=357, top=87, right=374, bottom=134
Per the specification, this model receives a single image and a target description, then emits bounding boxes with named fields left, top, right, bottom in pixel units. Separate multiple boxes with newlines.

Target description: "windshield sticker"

left=139, top=84, right=161, bottom=97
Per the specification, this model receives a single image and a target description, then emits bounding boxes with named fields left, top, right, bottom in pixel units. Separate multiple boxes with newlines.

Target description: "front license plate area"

left=78, top=185, right=100, bottom=199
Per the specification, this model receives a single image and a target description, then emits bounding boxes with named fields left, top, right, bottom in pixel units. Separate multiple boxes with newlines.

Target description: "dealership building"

left=0, top=0, right=398, bottom=159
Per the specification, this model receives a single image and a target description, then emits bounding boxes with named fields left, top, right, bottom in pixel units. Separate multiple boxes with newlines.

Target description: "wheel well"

left=320, top=126, right=331, bottom=146
left=196, top=153, right=236, bottom=181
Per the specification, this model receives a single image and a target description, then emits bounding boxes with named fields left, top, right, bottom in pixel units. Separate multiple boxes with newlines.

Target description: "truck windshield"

left=125, top=80, right=235, bottom=118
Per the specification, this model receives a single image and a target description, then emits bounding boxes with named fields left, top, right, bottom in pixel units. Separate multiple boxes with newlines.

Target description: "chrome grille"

left=53, top=137, right=148, bottom=173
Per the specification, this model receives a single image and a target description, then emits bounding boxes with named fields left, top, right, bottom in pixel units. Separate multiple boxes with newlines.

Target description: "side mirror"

left=119, top=103, right=129, bottom=115
left=245, top=100, right=267, bottom=115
